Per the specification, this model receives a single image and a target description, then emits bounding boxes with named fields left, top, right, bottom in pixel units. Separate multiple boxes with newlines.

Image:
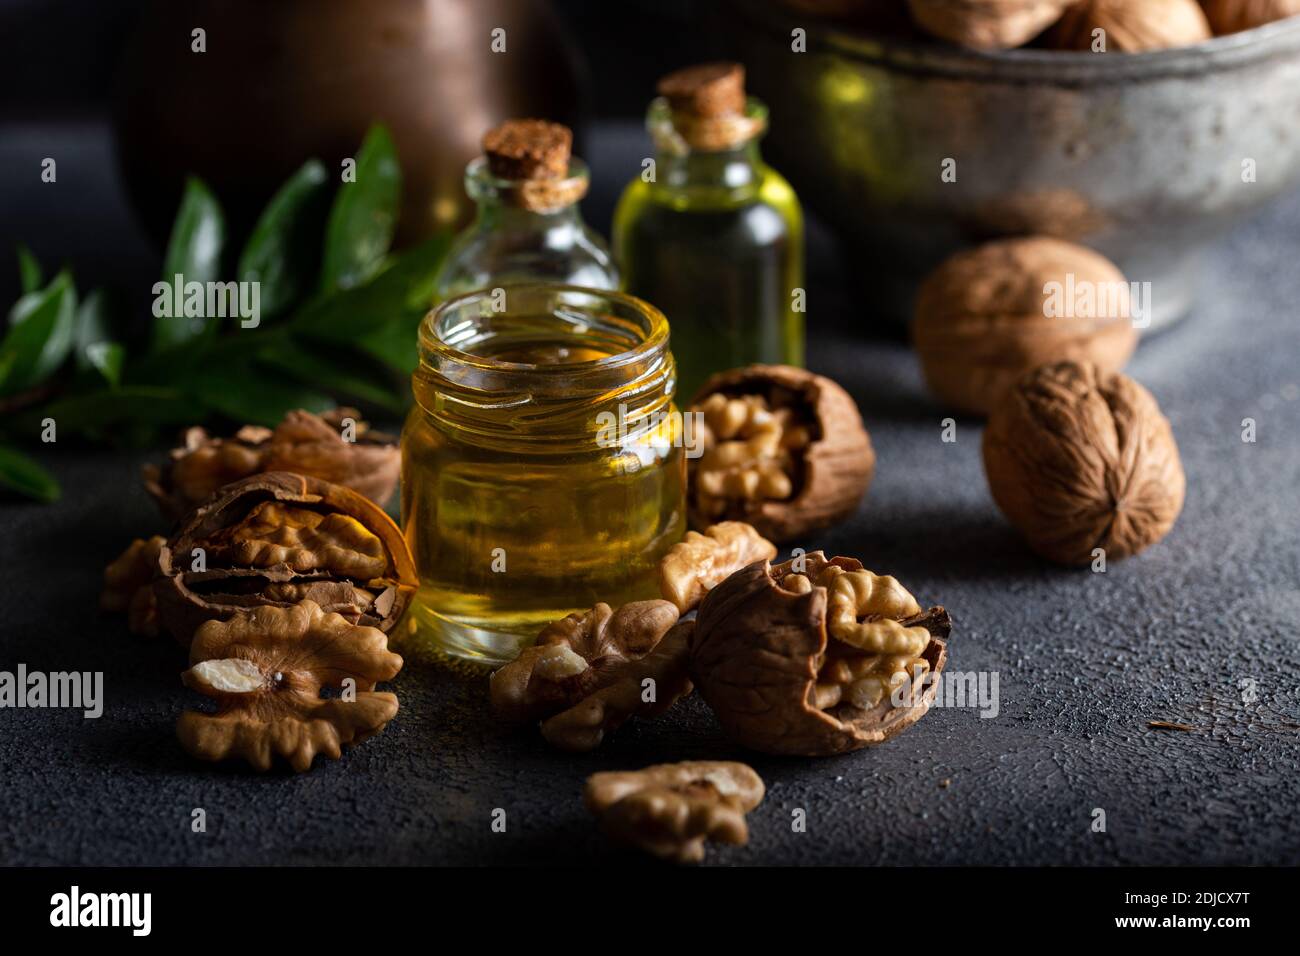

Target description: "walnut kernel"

left=584, top=761, right=765, bottom=863
left=177, top=600, right=403, bottom=772
left=1201, top=0, right=1300, bottom=34
left=658, top=521, right=777, bottom=614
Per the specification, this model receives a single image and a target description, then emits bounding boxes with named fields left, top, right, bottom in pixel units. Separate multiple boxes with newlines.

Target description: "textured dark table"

left=2, top=122, right=1298, bottom=867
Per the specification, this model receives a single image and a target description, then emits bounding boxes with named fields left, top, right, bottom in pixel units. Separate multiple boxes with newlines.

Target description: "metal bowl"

left=732, top=1, right=1300, bottom=331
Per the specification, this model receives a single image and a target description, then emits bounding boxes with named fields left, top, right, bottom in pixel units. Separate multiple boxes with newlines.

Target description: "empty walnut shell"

left=691, top=552, right=950, bottom=756
left=982, top=361, right=1185, bottom=565
left=1047, top=0, right=1211, bottom=51
left=688, top=365, right=874, bottom=544
left=143, top=407, right=400, bottom=521
left=155, top=472, right=416, bottom=646
left=914, top=237, right=1137, bottom=417
left=907, top=0, right=1073, bottom=49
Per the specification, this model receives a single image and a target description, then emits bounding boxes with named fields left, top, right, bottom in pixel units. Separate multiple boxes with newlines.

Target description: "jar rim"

left=419, top=284, right=670, bottom=376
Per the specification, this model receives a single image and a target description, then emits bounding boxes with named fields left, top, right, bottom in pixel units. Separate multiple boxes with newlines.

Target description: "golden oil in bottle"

left=401, top=285, right=685, bottom=665
left=614, top=62, right=804, bottom=398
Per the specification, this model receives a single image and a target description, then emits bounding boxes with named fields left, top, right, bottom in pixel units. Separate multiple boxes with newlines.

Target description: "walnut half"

left=585, top=761, right=765, bottom=863
left=178, top=600, right=403, bottom=772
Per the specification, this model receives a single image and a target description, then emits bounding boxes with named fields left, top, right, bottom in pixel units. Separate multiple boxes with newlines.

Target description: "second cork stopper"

left=483, top=119, right=573, bottom=181
left=657, top=62, right=747, bottom=118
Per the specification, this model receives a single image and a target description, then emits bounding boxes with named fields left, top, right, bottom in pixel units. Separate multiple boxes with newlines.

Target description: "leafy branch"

left=0, top=125, right=448, bottom=503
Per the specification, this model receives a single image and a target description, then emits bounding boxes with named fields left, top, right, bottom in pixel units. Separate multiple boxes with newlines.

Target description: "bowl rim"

left=732, top=0, right=1300, bottom=83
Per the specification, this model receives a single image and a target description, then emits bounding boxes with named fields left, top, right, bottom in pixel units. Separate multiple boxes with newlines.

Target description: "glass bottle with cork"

left=434, top=118, right=618, bottom=300
left=614, top=62, right=804, bottom=398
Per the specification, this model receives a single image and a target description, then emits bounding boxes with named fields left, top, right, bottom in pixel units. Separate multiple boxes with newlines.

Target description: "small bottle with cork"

left=614, top=62, right=805, bottom=398
left=434, top=118, right=618, bottom=300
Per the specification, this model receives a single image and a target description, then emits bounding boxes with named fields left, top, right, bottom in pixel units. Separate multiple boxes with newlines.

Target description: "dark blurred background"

left=0, top=0, right=717, bottom=121
left=0, top=0, right=742, bottom=309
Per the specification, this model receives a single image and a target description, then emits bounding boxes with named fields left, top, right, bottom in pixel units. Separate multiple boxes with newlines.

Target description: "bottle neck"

left=474, top=194, right=584, bottom=231
left=655, top=139, right=764, bottom=193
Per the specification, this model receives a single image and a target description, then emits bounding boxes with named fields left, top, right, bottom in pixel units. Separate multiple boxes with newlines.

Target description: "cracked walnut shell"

left=155, top=472, right=416, bottom=646
left=585, top=761, right=765, bottom=863
left=178, top=600, right=402, bottom=771
left=691, top=552, right=950, bottom=756
left=658, top=521, right=777, bottom=614
left=689, top=365, right=874, bottom=543
left=143, top=407, right=399, bottom=520
left=982, top=360, right=1185, bottom=565
left=907, top=0, right=1073, bottom=49
left=914, top=237, right=1137, bottom=417
left=1048, top=0, right=1211, bottom=50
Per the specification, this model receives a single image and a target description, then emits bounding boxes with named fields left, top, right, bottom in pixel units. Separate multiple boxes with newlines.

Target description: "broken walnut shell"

left=584, top=760, right=765, bottom=864
left=178, top=600, right=402, bottom=772
left=913, top=237, right=1137, bottom=417
left=658, top=521, right=777, bottom=614
left=982, top=360, right=1185, bottom=565
left=907, top=0, right=1074, bottom=50
left=688, top=365, right=874, bottom=544
left=490, top=599, right=681, bottom=726
left=143, top=407, right=400, bottom=521
left=691, top=552, right=950, bottom=756
left=155, top=472, right=416, bottom=646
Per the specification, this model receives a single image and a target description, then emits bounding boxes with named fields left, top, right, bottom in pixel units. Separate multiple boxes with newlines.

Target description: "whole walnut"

left=907, top=0, right=1073, bottom=49
left=1201, top=0, right=1300, bottom=34
left=913, top=237, right=1137, bottom=416
left=983, top=361, right=1185, bottom=565
left=1049, top=0, right=1212, bottom=50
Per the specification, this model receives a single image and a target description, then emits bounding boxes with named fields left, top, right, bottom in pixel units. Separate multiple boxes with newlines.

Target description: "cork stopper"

left=652, top=62, right=764, bottom=152
left=482, top=119, right=573, bottom=181
left=657, top=62, right=746, bottom=118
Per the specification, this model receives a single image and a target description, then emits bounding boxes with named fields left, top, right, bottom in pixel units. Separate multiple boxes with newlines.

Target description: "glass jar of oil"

left=401, top=285, right=685, bottom=665
left=614, top=63, right=804, bottom=399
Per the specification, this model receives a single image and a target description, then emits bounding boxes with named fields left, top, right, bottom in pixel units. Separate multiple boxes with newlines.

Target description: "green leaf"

left=153, top=177, right=225, bottom=351
left=0, top=445, right=60, bottom=503
left=0, top=270, right=77, bottom=395
left=83, top=342, right=125, bottom=388
left=188, top=363, right=333, bottom=426
left=258, top=337, right=405, bottom=414
left=39, top=386, right=205, bottom=431
left=319, top=125, right=401, bottom=292
left=73, top=288, right=121, bottom=374
left=16, top=244, right=42, bottom=294
left=294, top=232, right=448, bottom=344
left=237, top=160, right=330, bottom=319
left=356, top=311, right=425, bottom=376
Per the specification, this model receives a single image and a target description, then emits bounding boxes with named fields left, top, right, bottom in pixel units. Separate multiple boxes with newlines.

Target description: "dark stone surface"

left=1, top=122, right=1298, bottom=866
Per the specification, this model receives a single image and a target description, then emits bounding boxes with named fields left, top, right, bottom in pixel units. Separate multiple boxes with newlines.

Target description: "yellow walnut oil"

left=401, top=285, right=685, bottom=665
